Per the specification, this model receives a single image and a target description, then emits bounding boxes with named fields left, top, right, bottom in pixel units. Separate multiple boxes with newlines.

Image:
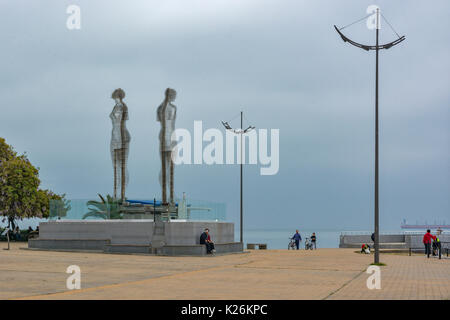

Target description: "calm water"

left=243, top=229, right=341, bottom=249
left=243, top=229, right=420, bottom=249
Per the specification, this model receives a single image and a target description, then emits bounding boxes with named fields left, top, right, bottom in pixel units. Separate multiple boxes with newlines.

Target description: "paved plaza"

left=0, top=243, right=448, bottom=300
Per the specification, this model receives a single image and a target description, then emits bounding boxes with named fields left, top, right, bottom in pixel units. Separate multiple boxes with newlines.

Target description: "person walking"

left=423, top=229, right=436, bottom=258
left=292, top=230, right=302, bottom=250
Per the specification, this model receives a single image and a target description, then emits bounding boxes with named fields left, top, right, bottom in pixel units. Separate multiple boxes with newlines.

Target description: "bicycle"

left=288, top=238, right=297, bottom=250
left=305, top=237, right=314, bottom=250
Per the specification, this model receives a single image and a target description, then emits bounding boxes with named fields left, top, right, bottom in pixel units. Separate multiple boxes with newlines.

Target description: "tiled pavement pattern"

left=327, top=253, right=450, bottom=300
left=0, top=243, right=448, bottom=299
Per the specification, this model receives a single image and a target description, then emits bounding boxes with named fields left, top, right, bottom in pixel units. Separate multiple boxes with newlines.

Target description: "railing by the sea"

left=341, top=231, right=405, bottom=236
left=340, top=230, right=450, bottom=236
left=408, top=241, right=450, bottom=259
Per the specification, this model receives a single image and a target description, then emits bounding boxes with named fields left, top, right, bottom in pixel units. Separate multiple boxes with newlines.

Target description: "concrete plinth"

left=28, top=220, right=242, bottom=256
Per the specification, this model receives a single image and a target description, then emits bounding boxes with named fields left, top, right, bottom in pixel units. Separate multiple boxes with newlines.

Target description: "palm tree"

left=82, top=194, right=122, bottom=220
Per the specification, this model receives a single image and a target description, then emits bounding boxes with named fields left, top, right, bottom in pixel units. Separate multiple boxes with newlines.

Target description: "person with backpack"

left=423, top=229, right=436, bottom=258
left=432, top=237, right=441, bottom=257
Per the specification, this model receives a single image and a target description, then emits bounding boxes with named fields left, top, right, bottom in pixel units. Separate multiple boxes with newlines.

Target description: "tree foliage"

left=0, top=138, right=67, bottom=229
left=83, top=194, right=122, bottom=220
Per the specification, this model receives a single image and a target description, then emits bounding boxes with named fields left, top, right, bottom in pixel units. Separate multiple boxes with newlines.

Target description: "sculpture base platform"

left=28, top=220, right=243, bottom=256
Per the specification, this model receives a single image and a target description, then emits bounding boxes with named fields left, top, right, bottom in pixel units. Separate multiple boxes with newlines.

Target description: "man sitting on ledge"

left=200, top=228, right=216, bottom=254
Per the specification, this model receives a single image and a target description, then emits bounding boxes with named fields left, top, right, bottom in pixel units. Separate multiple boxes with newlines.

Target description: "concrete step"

left=104, top=244, right=151, bottom=254
left=106, top=242, right=244, bottom=256
left=28, top=238, right=110, bottom=251
left=341, top=242, right=408, bottom=249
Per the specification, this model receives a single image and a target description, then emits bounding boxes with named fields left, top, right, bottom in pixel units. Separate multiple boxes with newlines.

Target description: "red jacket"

left=423, top=232, right=436, bottom=244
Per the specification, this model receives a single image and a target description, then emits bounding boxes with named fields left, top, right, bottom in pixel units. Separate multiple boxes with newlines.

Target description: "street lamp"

left=221, top=111, right=255, bottom=244
left=334, top=8, right=405, bottom=264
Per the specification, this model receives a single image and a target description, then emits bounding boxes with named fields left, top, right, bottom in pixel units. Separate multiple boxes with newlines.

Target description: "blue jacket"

left=292, top=233, right=302, bottom=241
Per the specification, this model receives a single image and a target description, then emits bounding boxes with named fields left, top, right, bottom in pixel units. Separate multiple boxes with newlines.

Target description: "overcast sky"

left=0, top=0, right=449, bottom=231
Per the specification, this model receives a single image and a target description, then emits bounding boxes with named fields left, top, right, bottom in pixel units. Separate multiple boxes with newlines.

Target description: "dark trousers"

left=205, top=242, right=215, bottom=254
left=432, top=242, right=439, bottom=256
left=295, top=240, right=299, bottom=250
left=424, top=243, right=431, bottom=258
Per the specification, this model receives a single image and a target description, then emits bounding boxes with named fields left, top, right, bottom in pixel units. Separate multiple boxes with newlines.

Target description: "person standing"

left=311, top=232, right=317, bottom=249
left=432, top=237, right=441, bottom=257
left=292, top=230, right=302, bottom=250
left=423, top=229, right=436, bottom=258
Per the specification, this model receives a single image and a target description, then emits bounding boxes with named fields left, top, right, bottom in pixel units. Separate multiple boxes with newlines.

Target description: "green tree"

left=0, top=138, right=67, bottom=229
left=0, top=137, right=15, bottom=162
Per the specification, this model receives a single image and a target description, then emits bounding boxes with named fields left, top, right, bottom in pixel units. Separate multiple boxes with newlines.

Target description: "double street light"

left=221, top=111, right=255, bottom=244
left=334, top=8, right=405, bottom=264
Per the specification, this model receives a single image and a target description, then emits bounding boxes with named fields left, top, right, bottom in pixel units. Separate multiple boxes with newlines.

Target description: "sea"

left=244, top=229, right=342, bottom=249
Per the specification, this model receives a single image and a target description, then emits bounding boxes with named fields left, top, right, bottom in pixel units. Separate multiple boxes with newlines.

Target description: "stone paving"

left=0, top=243, right=448, bottom=300
left=328, top=252, right=450, bottom=300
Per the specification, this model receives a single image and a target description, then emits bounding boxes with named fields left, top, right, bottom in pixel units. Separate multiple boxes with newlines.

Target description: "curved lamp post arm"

left=334, top=25, right=405, bottom=51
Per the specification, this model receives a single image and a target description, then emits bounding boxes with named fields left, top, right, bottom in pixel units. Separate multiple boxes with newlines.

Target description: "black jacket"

left=200, top=232, right=208, bottom=244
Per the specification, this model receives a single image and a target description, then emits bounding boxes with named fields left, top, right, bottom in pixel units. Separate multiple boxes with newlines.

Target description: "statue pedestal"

left=28, top=220, right=242, bottom=256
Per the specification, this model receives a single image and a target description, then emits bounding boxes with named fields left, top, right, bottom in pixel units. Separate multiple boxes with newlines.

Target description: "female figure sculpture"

left=157, top=88, right=177, bottom=204
left=110, top=88, right=130, bottom=201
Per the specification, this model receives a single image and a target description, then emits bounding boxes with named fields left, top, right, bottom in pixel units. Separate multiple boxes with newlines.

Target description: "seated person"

left=14, top=227, right=21, bottom=241
left=200, top=228, right=216, bottom=254
left=361, top=244, right=371, bottom=254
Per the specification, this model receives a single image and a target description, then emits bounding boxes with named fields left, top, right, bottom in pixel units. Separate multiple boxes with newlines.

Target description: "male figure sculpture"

left=110, top=88, right=130, bottom=201
left=157, top=88, right=177, bottom=204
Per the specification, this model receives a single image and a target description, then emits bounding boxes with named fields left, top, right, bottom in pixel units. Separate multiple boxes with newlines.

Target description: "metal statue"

left=157, top=88, right=177, bottom=204
left=110, top=88, right=130, bottom=201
